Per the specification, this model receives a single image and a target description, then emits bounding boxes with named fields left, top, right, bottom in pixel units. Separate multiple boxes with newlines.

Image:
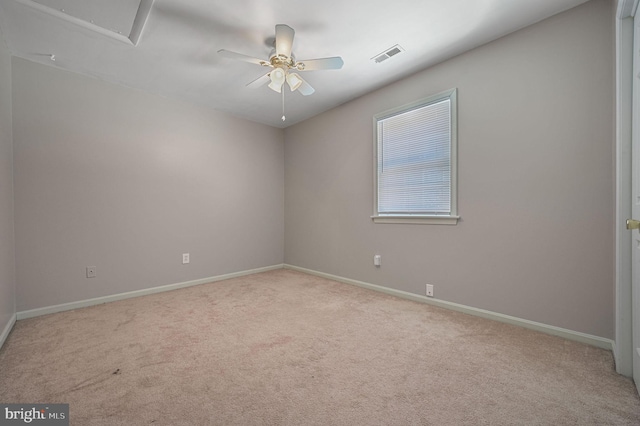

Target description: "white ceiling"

left=0, top=0, right=590, bottom=128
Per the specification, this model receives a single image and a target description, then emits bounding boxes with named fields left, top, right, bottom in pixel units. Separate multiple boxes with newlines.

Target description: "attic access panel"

left=20, top=0, right=153, bottom=45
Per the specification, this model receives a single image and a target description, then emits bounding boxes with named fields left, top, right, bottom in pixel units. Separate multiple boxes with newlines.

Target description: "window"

left=373, top=88, right=458, bottom=224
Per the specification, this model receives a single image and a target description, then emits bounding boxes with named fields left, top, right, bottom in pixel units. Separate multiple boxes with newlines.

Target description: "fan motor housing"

left=268, top=51, right=300, bottom=70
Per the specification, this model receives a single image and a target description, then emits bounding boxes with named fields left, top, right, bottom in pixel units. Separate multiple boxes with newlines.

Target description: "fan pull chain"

left=281, top=88, right=286, bottom=121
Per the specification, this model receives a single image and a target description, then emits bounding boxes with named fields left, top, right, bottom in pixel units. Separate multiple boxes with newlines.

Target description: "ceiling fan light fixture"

left=286, top=73, right=303, bottom=91
left=268, top=67, right=286, bottom=93
left=218, top=24, right=342, bottom=121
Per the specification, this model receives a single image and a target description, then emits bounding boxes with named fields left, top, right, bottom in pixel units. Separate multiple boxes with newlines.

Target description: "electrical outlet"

left=182, top=253, right=190, bottom=264
left=374, top=254, right=381, bottom=267
left=426, top=284, right=434, bottom=297
left=86, top=266, right=96, bottom=278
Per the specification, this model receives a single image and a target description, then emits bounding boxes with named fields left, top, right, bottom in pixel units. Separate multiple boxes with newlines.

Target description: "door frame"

left=615, top=0, right=637, bottom=377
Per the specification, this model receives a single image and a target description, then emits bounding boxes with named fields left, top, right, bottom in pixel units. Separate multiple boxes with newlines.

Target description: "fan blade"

left=275, top=24, right=295, bottom=57
left=218, top=49, right=268, bottom=66
left=246, top=72, right=271, bottom=89
left=297, top=77, right=315, bottom=96
left=297, top=57, right=344, bottom=71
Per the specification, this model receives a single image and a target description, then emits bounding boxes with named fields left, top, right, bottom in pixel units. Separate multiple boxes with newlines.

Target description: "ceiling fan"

left=218, top=24, right=343, bottom=120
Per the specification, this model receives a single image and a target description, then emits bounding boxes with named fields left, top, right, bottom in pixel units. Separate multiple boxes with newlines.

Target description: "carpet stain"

left=62, top=369, right=120, bottom=393
left=114, top=311, right=137, bottom=331
left=249, top=335, right=293, bottom=355
left=138, top=375, right=161, bottom=388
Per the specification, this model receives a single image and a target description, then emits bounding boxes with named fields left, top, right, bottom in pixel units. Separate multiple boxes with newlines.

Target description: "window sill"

left=371, top=215, right=460, bottom=225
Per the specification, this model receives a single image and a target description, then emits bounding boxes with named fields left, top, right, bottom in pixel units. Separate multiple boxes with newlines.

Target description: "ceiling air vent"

left=372, top=44, right=404, bottom=63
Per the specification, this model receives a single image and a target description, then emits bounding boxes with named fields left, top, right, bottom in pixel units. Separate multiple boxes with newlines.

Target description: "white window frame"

left=372, top=88, right=459, bottom=225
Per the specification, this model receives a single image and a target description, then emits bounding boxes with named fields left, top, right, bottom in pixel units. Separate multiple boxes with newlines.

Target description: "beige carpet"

left=1, top=269, right=639, bottom=425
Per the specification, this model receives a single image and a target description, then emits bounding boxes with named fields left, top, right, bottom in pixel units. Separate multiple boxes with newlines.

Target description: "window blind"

left=377, top=98, right=451, bottom=215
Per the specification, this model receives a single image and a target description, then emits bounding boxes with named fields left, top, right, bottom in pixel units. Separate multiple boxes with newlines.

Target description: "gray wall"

left=13, top=58, right=284, bottom=311
left=3, top=0, right=616, bottom=342
left=284, top=0, right=615, bottom=338
left=0, top=35, right=15, bottom=332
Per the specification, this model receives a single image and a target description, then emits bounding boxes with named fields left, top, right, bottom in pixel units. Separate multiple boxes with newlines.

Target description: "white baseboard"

left=612, top=341, right=623, bottom=374
left=17, top=264, right=284, bottom=320
left=13, top=263, right=614, bottom=352
left=0, top=313, right=17, bottom=350
left=284, top=264, right=614, bottom=351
